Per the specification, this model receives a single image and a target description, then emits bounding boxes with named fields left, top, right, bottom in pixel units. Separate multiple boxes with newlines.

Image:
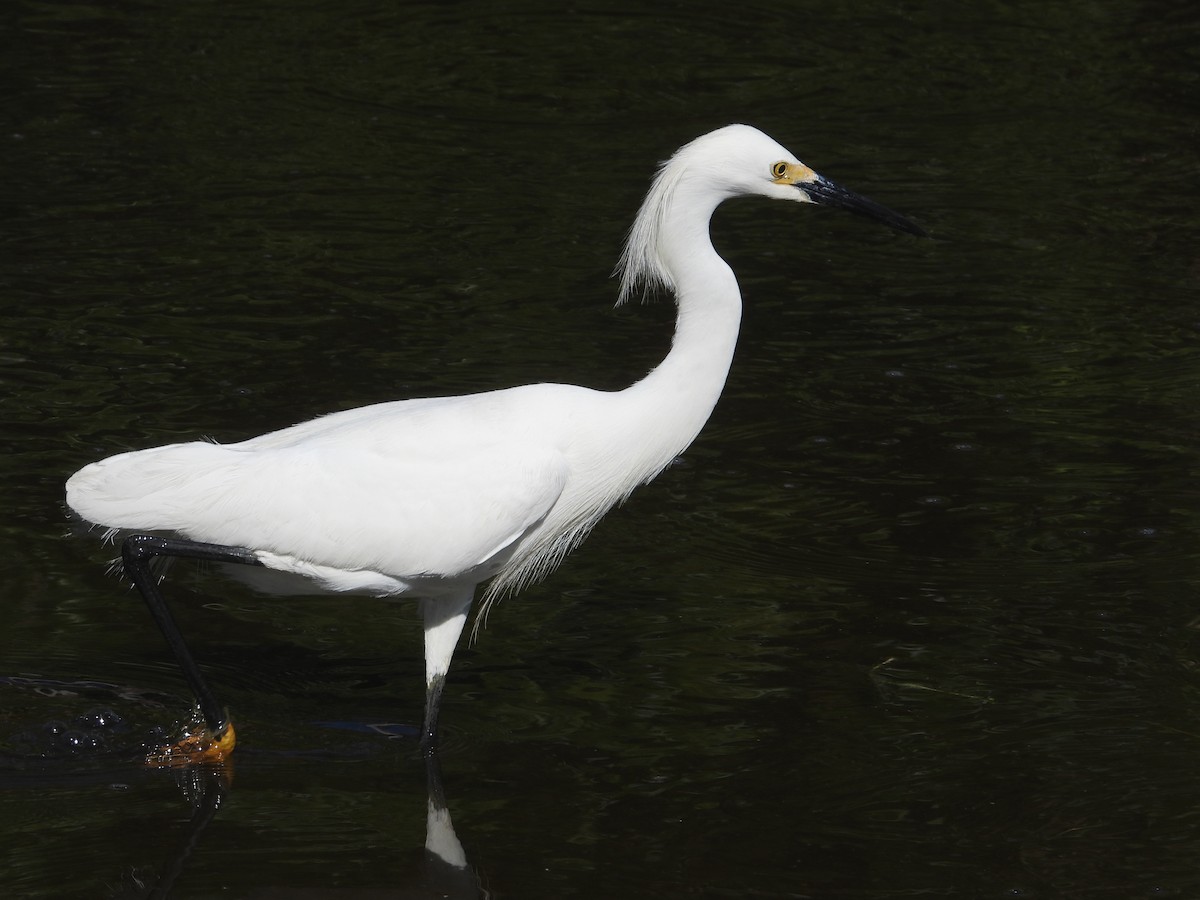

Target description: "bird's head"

left=616, top=124, right=924, bottom=303
left=679, top=124, right=926, bottom=236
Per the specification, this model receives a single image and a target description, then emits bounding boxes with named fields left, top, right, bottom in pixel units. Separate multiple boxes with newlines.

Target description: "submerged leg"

left=121, top=534, right=262, bottom=738
left=418, top=590, right=475, bottom=754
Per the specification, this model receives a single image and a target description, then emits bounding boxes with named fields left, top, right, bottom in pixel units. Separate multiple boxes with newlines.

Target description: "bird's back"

left=66, top=385, right=594, bottom=594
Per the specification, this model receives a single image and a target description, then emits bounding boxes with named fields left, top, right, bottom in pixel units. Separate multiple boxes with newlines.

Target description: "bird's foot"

left=145, top=715, right=236, bottom=768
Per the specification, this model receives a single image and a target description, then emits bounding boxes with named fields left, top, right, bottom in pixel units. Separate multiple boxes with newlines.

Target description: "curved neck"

left=618, top=205, right=743, bottom=475
left=631, top=258, right=741, bottom=406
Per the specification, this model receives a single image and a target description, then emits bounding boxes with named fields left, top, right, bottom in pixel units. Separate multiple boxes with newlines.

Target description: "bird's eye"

left=771, top=161, right=789, bottom=179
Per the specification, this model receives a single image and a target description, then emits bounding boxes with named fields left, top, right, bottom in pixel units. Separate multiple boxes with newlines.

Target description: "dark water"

left=3, top=0, right=1200, bottom=896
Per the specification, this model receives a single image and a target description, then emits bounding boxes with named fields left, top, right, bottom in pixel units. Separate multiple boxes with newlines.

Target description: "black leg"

left=121, top=534, right=262, bottom=738
left=420, top=673, right=446, bottom=756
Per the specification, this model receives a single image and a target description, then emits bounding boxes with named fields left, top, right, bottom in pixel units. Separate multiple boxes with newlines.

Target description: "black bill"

left=801, top=175, right=926, bottom=237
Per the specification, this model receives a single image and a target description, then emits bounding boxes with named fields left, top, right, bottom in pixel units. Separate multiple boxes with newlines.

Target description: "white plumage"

left=66, top=124, right=922, bottom=747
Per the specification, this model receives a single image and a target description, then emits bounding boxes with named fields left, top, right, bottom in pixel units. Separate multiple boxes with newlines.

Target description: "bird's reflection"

left=125, top=753, right=487, bottom=899
left=135, top=767, right=224, bottom=900
left=421, top=754, right=484, bottom=900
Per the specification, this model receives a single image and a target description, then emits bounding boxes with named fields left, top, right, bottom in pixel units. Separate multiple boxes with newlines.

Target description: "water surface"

left=2, top=1, right=1200, bottom=897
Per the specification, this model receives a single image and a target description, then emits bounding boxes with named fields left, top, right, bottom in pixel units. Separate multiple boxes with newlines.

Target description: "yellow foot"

left=145, top=719, right=237, bottom=768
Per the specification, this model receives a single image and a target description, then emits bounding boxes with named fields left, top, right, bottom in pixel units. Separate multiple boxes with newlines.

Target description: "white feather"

left=66, top=124, right=914, bottom=738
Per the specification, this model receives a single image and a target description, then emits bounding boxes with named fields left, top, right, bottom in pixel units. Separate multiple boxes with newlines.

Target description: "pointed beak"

left=799, top=173, right=926, bottom=237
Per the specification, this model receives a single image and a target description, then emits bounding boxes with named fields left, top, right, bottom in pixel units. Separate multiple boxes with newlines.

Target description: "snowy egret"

left=66, top=124, right=923, bottom=756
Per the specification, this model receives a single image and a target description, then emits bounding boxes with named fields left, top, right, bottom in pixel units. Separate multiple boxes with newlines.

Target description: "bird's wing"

left=67, top=420, right=569, bottom=584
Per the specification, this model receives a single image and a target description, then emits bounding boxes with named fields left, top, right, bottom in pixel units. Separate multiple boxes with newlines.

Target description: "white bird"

left=66, top=124, right=923, bottom=756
